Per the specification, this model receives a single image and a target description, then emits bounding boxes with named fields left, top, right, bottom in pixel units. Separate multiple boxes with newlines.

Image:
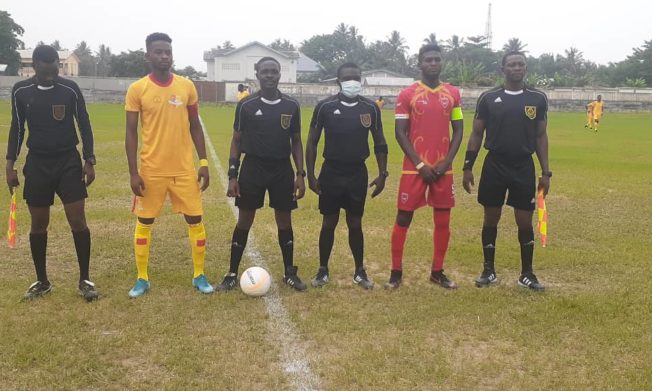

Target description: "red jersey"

left=395, top=81, right=461, bottom=172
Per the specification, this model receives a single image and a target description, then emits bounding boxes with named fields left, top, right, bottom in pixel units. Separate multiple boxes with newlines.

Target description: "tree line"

left=1, top=11, right=650, bottom=88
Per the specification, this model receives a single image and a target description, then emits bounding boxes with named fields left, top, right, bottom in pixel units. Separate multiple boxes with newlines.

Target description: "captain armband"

left=374, top=144, right=388, bottom=154
left=451, top=107, right=463, bottom=121
left=228, top=158, right=240, bottom=179
left=462, top=150, right=478, bottom=171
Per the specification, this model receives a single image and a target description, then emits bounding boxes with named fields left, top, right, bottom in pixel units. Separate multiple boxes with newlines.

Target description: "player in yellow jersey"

left=375, top=96, right=385, bottom=109
left=591, top=95, right=605, bottom=132
left=237, top=84, right=250, bottom=101
left=125, top=33, right=213, bottom=298
left=585, top=101, right=595, bottom=129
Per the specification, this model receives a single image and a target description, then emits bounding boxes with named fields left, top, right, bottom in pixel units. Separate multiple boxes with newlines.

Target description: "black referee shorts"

left=236, top=155, right=297, bottom=211
left=478, top=153, right=536, bottom=212
left=23, top=149, right=88, bottom=207
left=318, top=161, right=368, bottom=216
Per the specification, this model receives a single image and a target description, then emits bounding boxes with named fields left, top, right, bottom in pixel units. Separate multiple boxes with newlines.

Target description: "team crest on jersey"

left=400, top=192, right=409, bottom=204
left=52, top=105, right=65, bottom=121
left=439, top=94, right=451, bottom=109
left=168, top=95, right=183, bottom=107
left=360, top=113, right=372, bottom=128
left=280, top=114, right=292, bottom=130
left=524, top=106, right=537, bottom=120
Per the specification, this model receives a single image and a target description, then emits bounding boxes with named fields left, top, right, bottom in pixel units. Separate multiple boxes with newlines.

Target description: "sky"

left=4, top=0, right=652, bottom=71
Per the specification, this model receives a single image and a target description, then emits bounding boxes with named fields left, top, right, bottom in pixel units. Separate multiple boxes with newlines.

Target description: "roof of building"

left=204, top=41, right=300, bottom=61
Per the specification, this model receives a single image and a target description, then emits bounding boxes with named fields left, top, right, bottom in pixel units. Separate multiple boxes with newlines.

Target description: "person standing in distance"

left=217, top=57, right=308, bottom=292
left=6, top=45, right=98, bottom=301
left=125, top=32, right=213, bottom=298
left=306, top=62, right=388, bottom=289
left=462, top=51, right=551, bottom=291
left=385, top=44, right=464, bottom=290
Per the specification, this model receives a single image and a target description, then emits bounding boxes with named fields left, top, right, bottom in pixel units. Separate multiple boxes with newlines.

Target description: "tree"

left=175, top=66, right=206, bottom=80
left=269, top=39, right=296, bottom=51
left=221, top=41, right=235, bottom=50
left=502, top=38, right=528, bottom=53
left=423, top=33, right=438, bottom=45
left=50, top=40, right=64, bottom=50
left=0, top=11, right=25, bottom=75
left=109, top=50, right=148, bottom=78
left=465, top=35, right=489, bottom=49
left=96, top=44, right=112, bottom=77
left=74, top=41, right=96, bottom=76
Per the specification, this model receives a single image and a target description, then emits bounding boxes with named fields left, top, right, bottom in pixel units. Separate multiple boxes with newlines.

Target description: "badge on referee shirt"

left=52, top=105, right=66, bottom=121
left=360, top=113, right=372, bottom=128
left=280, top=114, right=292, bottom=130
left=524, top=106, right=537, bottom=120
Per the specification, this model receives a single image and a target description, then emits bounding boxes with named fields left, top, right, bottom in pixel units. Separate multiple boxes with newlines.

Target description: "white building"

left=322, top=69, right=415, bottom=87
left=204, top=41, right=321, bottom=84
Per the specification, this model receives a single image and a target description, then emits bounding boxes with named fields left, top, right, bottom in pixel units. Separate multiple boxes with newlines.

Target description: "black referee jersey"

left=310, top=93, right=382, bottom=165
left=7, top=76, right=94, bottom=161
left=234, top=91, right=301, bottom=160
left=474, top=86, right=548, bottom=160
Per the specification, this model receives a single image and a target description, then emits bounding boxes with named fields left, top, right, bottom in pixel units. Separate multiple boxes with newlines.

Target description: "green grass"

left=0, top=101, right=651, bottom=390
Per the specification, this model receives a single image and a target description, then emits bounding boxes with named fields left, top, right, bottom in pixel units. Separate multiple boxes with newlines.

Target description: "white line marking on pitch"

left=200, top=116, right=321, bottom=391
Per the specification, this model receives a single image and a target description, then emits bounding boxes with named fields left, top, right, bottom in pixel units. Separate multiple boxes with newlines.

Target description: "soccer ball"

left=240, top=266, right=271, bottom=297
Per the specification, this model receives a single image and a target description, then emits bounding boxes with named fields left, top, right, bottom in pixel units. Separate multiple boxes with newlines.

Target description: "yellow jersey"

left=237, top=90, right=250, bottom=101
left=592, top=101, right=604, bottom=116
left=125, top=74, right=199, bottom=176
left=375, top=99, right=385, bottom=109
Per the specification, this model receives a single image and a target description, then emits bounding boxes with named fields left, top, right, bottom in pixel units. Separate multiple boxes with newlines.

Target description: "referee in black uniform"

left=217, top=57, right=308, bottom=292
left=6, top=45, right=98, bottom=301
left=305, top=62, right=388, bottom=289
left=462, top=51, right=551, bottom=291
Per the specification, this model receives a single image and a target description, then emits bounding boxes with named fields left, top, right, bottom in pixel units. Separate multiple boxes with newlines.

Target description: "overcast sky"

left=5, top=0, right=651, bottom=71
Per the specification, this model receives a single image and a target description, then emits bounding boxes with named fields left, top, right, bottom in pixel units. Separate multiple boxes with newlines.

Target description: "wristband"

left=199, top=159, right=209, bottom=167
left=374, top=144, right=388, bottom=154
left=228, top=158, right=240, bottom=179
left=415, top=161, right=425, bottom=170
left=296, top=169, right=306, bottom=177
left=463, top=150, right=478, bottom=171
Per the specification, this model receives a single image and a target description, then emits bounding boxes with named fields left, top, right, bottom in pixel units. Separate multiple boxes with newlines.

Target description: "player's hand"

left=227, top=178, right=240, bottom=198
left=197, top=166, right=210, bottom=192
left=369, top=175, right=386, bottom=198
left=130, top=173, right=146, bottom=197
left=307, top=174, right=321, bottom=195
left=462, top=170, right=474, bottom=194
left=538, top=175, right=550, bottom=196
left=83, top=161, right=95, bottom=187
left=417, top=164, right=438, bottom=184
left=294, top=176, right=306, bottom=200
left=433, top=160, right=451, bottom=182
left=6, top=168, right=19, bottom=194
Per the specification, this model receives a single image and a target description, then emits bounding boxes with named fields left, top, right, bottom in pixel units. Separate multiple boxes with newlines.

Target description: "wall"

left=2, top=76, right=652, bottom=111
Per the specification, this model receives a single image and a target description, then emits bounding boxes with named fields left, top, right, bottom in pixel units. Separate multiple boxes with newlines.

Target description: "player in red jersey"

left=385, top=44, right=464, bottom=289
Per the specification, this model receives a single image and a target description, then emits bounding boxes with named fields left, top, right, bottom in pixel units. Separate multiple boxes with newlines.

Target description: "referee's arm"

left=6, top=86, right=26, bottom=192
left=72, top=83, right=95, bottom=161
left=461, top=118, right=486, bottom=194
left=535, top=119, right=550, bottom=195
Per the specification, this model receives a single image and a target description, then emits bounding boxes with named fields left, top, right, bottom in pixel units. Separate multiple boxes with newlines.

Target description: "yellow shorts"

left=131, top=173, right=203, bottom=218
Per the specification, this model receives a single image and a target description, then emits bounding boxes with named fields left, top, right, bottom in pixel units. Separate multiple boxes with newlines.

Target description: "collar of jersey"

left=417, top=81, right=445, bottom=93
left=149, top=73, right=174, bottom=87
left=260, top=96, right=281, bottom=105
left=503, top=88, right=524, bottom=95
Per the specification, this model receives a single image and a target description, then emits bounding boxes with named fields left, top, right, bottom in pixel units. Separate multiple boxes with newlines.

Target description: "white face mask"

left=340, top=80, right=362, bottom=98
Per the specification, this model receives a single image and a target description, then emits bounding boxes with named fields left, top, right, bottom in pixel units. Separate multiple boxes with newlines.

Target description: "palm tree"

left=502, top=38, right=528, bottom=53
left=445, top=35, right=464, bottom=62
left=423, top=33, right=438, bottom=45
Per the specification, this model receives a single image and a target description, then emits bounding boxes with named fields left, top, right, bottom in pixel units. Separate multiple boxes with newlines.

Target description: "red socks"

left=432, top=209, right=451, bottom=272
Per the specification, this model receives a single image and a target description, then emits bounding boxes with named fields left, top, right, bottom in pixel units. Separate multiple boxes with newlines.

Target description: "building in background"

left=17, top=49, right=80, bottom=77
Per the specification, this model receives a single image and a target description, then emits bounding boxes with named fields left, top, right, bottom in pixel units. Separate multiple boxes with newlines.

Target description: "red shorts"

left=396, top=173, right=455, bottom=211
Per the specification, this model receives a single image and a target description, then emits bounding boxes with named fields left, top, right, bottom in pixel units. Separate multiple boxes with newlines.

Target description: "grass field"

left=0, top=101, right=651, bottom=390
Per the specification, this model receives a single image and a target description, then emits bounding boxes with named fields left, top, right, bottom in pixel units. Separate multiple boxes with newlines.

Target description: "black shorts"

left=236, top=155, right=297, bottom=211
left=478, top=153, right=536, bottom=211
left=23, top=149, right=88, bottom=207
left=318, top=161, right=368, bottom=216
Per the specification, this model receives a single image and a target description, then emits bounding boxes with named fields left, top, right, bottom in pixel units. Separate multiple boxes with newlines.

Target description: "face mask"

left=340, top=80, right=362, bottom=98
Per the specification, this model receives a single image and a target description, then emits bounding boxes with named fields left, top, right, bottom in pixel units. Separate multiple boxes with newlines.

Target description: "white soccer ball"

left=240, top=266, right=271, bottom=297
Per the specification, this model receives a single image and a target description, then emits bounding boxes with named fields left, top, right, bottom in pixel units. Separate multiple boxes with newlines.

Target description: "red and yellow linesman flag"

left=7, top=189, right=17, bottom=248
left=536, top=189, right=548, bottom=247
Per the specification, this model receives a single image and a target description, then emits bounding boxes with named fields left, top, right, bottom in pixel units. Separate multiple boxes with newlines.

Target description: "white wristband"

left=415, top=162, right=425, bottom=170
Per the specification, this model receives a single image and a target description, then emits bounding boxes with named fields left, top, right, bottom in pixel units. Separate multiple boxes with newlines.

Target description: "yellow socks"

left=188, top=222, right=206, bottom=278
left=134, top=221, right=152, bottom=281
